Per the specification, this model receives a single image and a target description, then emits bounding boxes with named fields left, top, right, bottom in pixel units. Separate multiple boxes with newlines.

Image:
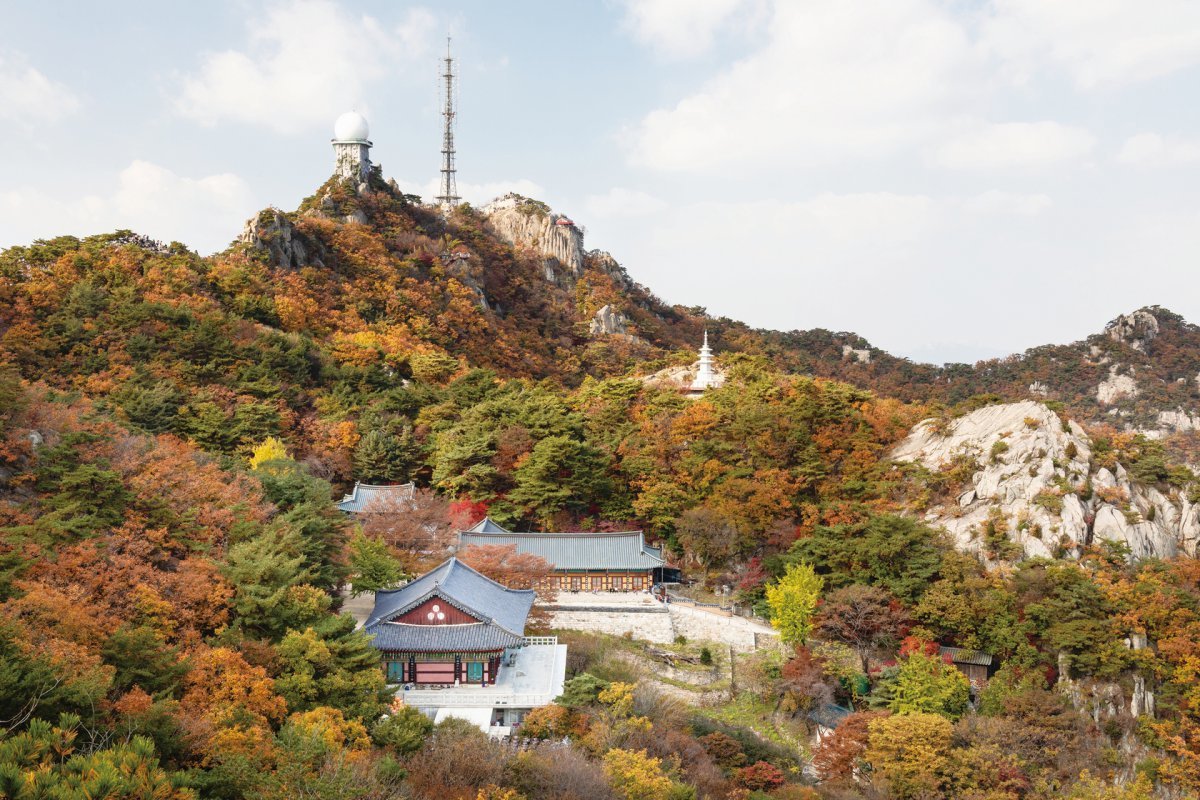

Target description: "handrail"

left=399, top=689, right=555, bottom=708
left=520, top=636, right=558, bottom=646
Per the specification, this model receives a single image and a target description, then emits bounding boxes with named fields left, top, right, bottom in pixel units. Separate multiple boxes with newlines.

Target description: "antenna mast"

left=436, top=36, right=460, bottom=212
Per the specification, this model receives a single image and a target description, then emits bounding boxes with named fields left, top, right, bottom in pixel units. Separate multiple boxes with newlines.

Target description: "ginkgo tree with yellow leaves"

left=766, top=562, right=824, bottom=646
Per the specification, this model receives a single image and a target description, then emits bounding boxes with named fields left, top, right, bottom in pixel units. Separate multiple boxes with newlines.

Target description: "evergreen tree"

left=101, top=625, right=189, bottom=697
left=353, top=428, right=417, bottom=483
left=220, top=527, right=317, bottom=639
left=788, top=514, right=945, bottom=605
left=274, top=615, right=391, bottom=722
left=0, top=716, right=192, bottom=800
left=508, top=435, right=612, bottom=525
left=275, top=503, right=350, bottom=593
left=118, top=380, right=182, bottom=434
left=348, top=531, right=405, bottom=594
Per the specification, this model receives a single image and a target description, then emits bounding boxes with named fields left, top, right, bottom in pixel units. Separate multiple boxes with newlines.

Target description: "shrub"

left=699, top=646, right=713, bottom=666
left=1033, top=490, right=1064, bottom=515
left=371, top=707, right=432, bottom=755
left=735, top=760, right=786, bottom=791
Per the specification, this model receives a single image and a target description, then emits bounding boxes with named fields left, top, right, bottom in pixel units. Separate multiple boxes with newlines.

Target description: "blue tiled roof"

left=457, top=529, right=665, bottom=571
left=466, top=517, right=511, bottom=533
left=363, top=558, right=535, bottom=654
left=337, top=482, right=415, bottom=513
left=367, top=621, right=523, bottom=653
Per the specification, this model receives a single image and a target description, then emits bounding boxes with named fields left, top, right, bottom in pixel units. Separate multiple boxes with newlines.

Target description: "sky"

left=4, top=1, right=1200, bottom=364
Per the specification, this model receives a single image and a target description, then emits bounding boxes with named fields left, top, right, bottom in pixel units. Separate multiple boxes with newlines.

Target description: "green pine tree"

left=353, top=428, right=417, bottom=483
left=275, top=614, right=391, bottom=722
left=348, top=531, right=405, bottom=594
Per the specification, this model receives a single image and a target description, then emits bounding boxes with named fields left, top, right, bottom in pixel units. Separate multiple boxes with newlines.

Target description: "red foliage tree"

left=735, top=760, right=786, bottom=791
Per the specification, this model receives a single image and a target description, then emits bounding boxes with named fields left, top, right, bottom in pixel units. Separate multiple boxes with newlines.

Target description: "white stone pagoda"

left=684, top=330, right=725, bottom=397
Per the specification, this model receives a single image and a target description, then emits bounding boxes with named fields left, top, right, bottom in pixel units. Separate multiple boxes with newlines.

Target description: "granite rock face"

left=589, top=304, right=629, bottom=336
left=1097, top=365, right=1139, bottom=405
left=482, top=194, right=585, bottom=281
left=1107, top=309, right=1160, bottom=352
left=238, top=209, right=325, bottom=270
left=893, top=400, right=1200, bottom=560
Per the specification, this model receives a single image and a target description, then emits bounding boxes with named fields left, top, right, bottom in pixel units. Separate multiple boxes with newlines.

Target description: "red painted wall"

left=393, top=597, right=478, bottom=625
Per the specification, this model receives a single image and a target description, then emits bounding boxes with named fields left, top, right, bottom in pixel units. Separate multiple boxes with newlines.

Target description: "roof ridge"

left=443, top=556, right=539, bottom=596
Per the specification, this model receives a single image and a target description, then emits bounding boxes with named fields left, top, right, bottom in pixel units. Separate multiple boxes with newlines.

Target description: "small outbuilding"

left=336, top=482, right=416, bottom=513
left=939, top=645, right=997, bottom=693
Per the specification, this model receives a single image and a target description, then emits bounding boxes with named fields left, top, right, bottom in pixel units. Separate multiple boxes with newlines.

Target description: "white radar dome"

left=333, top=111, right=370, bottom=142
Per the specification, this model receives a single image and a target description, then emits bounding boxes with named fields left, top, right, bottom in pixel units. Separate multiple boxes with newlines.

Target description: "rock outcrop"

left=589, top=304, right=629, bottom=336
left=239, top=209, right=325, bottom=270
left=1097, top=365, right=1139, bottom=406
left=893, top=400, right=1200, bottom=560
left=482, top=194, right=585, bottom=282
left=842, top=344, right=872, bottom=364
left=1106, top=309, right=1160, bottom=352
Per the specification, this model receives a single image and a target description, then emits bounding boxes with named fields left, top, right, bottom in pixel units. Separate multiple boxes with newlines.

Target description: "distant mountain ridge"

left=4, top=176, right=1199, bottom=448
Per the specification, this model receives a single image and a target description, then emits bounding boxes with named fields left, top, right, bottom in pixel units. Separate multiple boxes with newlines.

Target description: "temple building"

left=364, top=557, right=566, bottom=733
left=458, top=518, right=681, bottom=590
left=336, top=482, right=416, bottom=513
left=365, top=557, right=533, bottom=685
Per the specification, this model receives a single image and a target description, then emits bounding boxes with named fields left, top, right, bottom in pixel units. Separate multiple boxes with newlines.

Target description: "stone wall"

left=548, top=608, right=675, bottom=643
left=547, top=596, right=777, bottom=652
left=667, top=604, right=766, bottom=653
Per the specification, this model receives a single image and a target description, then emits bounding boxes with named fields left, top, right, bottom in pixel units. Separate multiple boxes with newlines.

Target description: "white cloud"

left=1117, top=132, right=1200, bottom=166
left=175, top=1, right=435, bottom=133
left=0, top=51, right=80, bottom=127
left=619, top=0, right=755, bottom=58
left=932, top=122, right=1095, bottom=170
left=624, top=0, right=978, bottom=170
left=982, top=0, right=1200, bottom=88
left=1, top=161, right=256, bottom=254
left=584, top=188, right=668, bottom=218
left=964, top=190, right=1053, bottom=215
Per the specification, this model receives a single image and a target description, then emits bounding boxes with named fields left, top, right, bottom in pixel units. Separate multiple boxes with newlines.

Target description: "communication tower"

left=436, top=37, right=460, bottom=212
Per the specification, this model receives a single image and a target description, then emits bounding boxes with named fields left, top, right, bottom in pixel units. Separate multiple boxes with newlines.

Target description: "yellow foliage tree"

left=598, top=681, right=636, bottom=718
left=249, top=436, right=290, bottom=471
left=766, top=562, right=824, bottom=646
left=285, top=706, right=371, bottom=753
left=865, top=713, right=953, bottom=800
left=476, top=787, right=526, bottom=800
left=602, top=748, right=675, bottom=800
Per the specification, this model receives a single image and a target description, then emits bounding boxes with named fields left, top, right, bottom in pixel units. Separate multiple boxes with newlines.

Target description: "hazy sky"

left=4, top=1, right=1200, bottom=364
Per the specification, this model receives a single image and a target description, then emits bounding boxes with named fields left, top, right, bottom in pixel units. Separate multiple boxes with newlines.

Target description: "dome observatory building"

left=332, top=111, right=372, bottom=184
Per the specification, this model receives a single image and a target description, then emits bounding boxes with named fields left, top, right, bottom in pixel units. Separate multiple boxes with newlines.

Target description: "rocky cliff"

left=481, top=194, right=585, bottom=283
left=893, top=400, right=1200, bottom=561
